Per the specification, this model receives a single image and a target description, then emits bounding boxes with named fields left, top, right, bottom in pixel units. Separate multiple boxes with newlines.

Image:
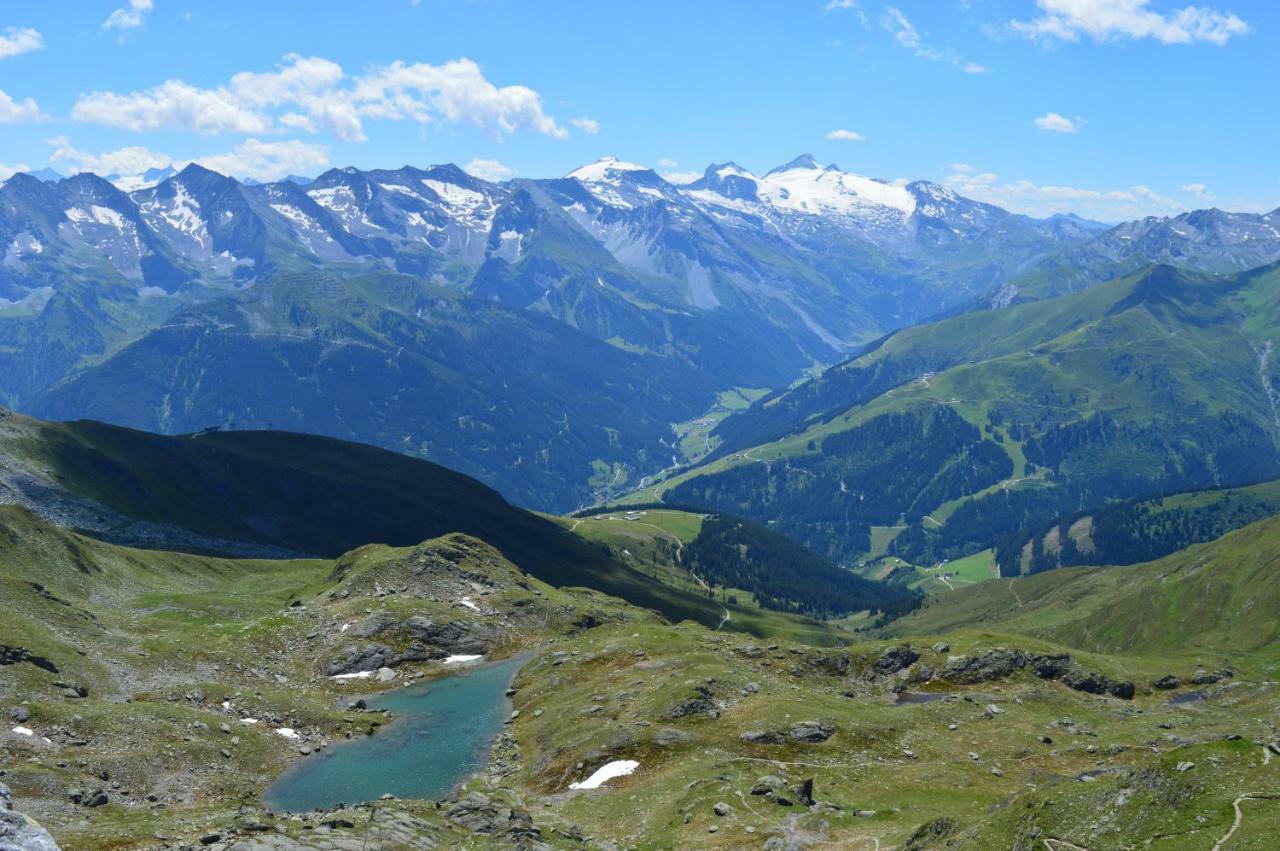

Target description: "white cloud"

left=826, top=128, right=866, bottom=141
left=464, top=158, right=516, bottom=181
left=824, top=0, right=859, bottom=10
left=0, top=27, right=43, bottom=59
left=570, top=117, right=600, bottom=135
left=657, top=158, right=679, bottom=169
left=49, top=136, right=331, bottom=183
left=662, top=171, right=702, bottom=185
left=1181, top=182, right=1213, bottom=201
left=192, top=139, right=330, bottom=181
left=71, top=55, right=568, bottom=142
left=0, top=163, right=32, bottom=181
left=73, top=80, right=272, bottom=135
left=49, top=135, right=172, bottom=175
left=103, top=0, right=154, bottom=31
left=880, top=7, right=991, bottom=73
left=1033, top=112, right=1084, bottom=133
left=353, top=58, right=568, bottom=139
left=943, top=164, right=1183, bottom=220
left=0, top=90, right=44, bottom=124
left=1011, top=0, right=1250, bottom=45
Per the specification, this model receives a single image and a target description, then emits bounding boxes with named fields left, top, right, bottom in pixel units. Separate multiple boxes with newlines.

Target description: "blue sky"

left=0, top=0, right=1275, bottom=220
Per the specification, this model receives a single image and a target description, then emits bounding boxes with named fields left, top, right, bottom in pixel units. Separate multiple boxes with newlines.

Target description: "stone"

left=786, top=721, right=835, bottom=743
left=713, top=802, right=732, bottom=816
left=1153, top=674, right=1180, bottom=690
left=931, top=642, right=950, bottom=654
left=874, top=645, right=920, bottom=675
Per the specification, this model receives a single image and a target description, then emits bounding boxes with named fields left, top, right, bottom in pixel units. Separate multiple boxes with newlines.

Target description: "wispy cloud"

left=49, top=135, right=331, bottom=183
left=1011, top=0, right=1250, bottom=46
left=944, top=164, right=1182, bottom=220
left=570, top=117, right=600, bottom=135
left=464, top=158, right=516, bottom=181
left=881, top=7, right=992, bottom=73
left=0, top=90, right=45, bottom=124
left=103, top=0, right=155, bottom=32
left=662, top=170, right=702, bottom=185
left=0, top=26, right=43, bottom=59
left=71, top=54, right=569, bottom=142
left=1033, top=112, right=1084, bottom=133
left=826, top=128, right=866, bottom=141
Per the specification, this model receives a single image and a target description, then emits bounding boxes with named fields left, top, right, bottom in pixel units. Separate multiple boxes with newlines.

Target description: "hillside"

left=646, top=262, right=1280, bottom=565
left=21, top=271, right=717, bottom=511
left=6, top=501, right=1280, bottom=850
left=995, top=476, right=1280, bottom=576
left=0, top=411, right=913, bottom=634
left=6, top=160, right=1261, bottom=514
left=887, top=513, right=1280, bottom=658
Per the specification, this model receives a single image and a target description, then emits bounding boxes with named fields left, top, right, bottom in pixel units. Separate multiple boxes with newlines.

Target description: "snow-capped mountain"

left=4, top=154, right=1276, bottom=374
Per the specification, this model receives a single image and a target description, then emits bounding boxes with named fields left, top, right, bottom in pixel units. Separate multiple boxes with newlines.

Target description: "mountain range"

left=4, top=156, right=1279, bottom=510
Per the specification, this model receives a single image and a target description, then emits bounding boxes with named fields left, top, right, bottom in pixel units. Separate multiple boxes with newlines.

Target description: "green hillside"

left=996, top=476, right=1280, bottom=576
left=646, top=262, right=1280, bottom=565
left=887, top=513, right=1280, bottom=660
left=1, top=411, right=901, bottom=638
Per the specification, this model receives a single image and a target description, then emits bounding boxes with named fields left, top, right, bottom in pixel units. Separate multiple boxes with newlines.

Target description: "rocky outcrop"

left=325, top=617, right=496, bottom=675
left=1, top=783, right=61, bottom=851
left=741, top=721, right=835, bottom=745
left=664, top=686, right=720, bottom=720
left=873, top=645, right=920, bottom=675
left=0, top=646, right=59, bottom=674
left=444, top=792, right=548, bottom=849
left=937, top=649, right=1134, bottom=699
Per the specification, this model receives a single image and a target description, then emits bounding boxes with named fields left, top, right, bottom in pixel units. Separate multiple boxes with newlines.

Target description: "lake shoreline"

left=262, top=651, right=534, bottom=813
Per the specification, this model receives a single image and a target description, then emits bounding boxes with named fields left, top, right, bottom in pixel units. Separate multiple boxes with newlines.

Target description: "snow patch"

left=275, top=727, right=301, bottom=740
left=11, top=726, right=34, bottom=737
left=443, top=654, right=483, bottom=664
left=569, top=760, right=640, bottom=790
left=330, top=670, right=375, bottom=681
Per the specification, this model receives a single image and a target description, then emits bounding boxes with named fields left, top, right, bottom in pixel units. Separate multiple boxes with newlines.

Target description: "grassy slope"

left=887, top=514, right=1280, bottom=664
left=6, top=503, right=1280, bottom=849
left=636, top=262, right=1280, bottom=563
left=5, top=412, right=839, bottom=639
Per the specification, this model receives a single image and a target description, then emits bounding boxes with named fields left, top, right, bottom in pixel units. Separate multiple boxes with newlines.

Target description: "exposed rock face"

left=1153, top=674, right=1180, bottom=690
left=873, top=645, right=920, bottom=675
left=942, top=649, right=1030, bottom=683
left=903, top=817, right=956, bottom=850
left=0, top=645, right=59, bottom=674
left=938, top=649, right=1134, bottom=699
left=444, top=792, right=548, bottom=848
left=741, top=721, right=835, bottom=745
left=324, top=617, right=496, bottom=675
left=0, top=783, right=62, bottom=851
left=1191, top=669, right=1233, bottom=685
left=664, top=686, right=720, bottom=720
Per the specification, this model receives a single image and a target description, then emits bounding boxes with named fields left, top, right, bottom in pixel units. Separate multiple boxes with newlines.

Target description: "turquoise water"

left=262, top=655, right=524, bottom=812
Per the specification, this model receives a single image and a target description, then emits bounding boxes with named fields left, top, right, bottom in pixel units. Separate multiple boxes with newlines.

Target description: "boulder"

left=786, top=721, right=835, bottom=743
left=1153, top=674, right=1180, bottom=690
left=941, top=649, right=1030, bottom=683
left=1, top=783, right=61, bottom=851
left=874, top=645, right=920, bottom=675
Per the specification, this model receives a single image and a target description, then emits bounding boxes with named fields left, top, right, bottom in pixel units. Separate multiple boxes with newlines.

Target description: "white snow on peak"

left=64, top=206, right=130, bottom=230
left=756, top=164, right=916, bottom=218
left=421, top=179, right=487, bottom=210
left=567, top=157, right=650, bottom=182
left=716, top=164, right=756, bottom=180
